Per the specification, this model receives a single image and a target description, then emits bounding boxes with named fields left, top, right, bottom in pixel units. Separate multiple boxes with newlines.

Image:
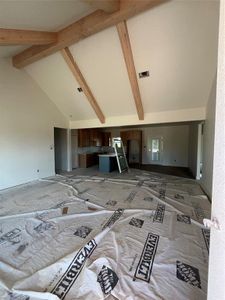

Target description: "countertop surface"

left=98, top=153, right=116, bottom=157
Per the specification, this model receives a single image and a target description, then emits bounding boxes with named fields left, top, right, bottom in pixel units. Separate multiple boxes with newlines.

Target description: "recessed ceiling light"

left=139, top=71, right=150, bottom=78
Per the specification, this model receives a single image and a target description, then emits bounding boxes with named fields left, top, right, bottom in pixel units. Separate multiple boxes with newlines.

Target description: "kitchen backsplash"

left=78, top=146, right=114, bottom=154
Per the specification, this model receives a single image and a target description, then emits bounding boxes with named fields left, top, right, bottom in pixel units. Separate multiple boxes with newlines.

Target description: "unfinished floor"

left=0, top=169, right=210, bottom=300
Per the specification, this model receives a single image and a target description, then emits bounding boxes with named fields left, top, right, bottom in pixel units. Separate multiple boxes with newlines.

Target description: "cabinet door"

left=78, top=129, right=83, bottom=147
left=78, top=129, right=90, bottom=147
left=102, top=132, right=111, bottom=146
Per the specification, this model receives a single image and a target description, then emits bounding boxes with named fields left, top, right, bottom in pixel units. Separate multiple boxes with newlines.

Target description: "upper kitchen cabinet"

left=78, top=129, right=111, bottom=147
left=78, top=129, right=90, bottom=147
left=121, top=130, right=142, bottom=141
left=102, top=132, right=111, bottom=147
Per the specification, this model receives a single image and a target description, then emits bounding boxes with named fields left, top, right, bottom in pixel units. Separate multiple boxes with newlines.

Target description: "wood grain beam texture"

left=13, top=0, right=167, bottom=68
left=0, top=28, right=57, bottom=45
left=117, top=21, right=144, bottom=120
left=61, top=47, right=105, bottom=124
left=83, top=0, right=120, bottom=13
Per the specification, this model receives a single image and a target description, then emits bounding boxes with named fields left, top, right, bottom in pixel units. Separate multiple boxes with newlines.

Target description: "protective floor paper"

left=0, top=170, right=210, bottom=300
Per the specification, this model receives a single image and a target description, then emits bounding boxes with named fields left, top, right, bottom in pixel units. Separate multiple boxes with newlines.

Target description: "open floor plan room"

left=1, top=0, right=225, bottom=299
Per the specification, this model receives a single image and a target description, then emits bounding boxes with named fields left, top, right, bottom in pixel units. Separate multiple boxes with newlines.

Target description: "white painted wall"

left=207, top=1, right=225, bottom=298
left=142, top=125, right=189, bottom=167
left=201, top=75, right=217, bottom=198
left=188, top=123, right=199, bottom=178
left=69, top=108, right=205, bottom=129
left=0, top=58, right=69, bottom=190
left=106, top=124, right=189, bottom=167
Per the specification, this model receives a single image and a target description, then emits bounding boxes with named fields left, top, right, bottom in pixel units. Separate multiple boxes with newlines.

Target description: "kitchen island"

left=98, top=153, right=118, bottom=172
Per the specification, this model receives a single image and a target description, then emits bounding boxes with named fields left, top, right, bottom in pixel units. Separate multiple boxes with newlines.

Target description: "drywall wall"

left=208, top=1, right=225, bottom=298
left=142, top=125, right=189, bottom=167
left=69, top=108, right=206, bottom=129
left=0, top=58, right=69, bottom=190
left=105, top=124, right=189, bottom=167
left=201, top=75, right=217, bottom=198
left=188, top=123, right=199, bottom=178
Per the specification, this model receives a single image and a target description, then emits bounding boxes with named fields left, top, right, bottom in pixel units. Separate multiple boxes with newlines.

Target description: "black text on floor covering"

left=51, top=239, right=97, bottom=299
left=134, top=233, right=159, bottom=282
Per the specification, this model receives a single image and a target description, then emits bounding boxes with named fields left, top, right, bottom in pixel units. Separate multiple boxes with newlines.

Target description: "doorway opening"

left=54, top=127, right=68, bottom=174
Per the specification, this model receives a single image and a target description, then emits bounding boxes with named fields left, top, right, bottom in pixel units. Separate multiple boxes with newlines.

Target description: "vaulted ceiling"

left=0, top=0, right=219, bottom=128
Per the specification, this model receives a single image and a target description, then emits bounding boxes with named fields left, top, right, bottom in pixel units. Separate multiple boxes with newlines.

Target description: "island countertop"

left=98, top=153, right=116, bottom=157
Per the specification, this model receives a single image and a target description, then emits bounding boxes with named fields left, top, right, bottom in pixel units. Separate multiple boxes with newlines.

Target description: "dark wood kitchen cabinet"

left=102, top=132, right=111, bottom=146
left=79, top=153, right=98, bottom=168
left=120, top=130, right=142, bottom=166
left=78, top=129, right=90, bottom=147
left=78, top=129, right=111, bottom=147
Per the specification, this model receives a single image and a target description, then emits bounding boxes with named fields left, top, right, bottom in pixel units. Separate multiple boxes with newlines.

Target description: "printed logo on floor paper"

left=102, top=208, right=124, bottom=230
left=34, top=221, right=55, bottom=234
left=106, top=200, right=117, bottom=207
left=158, top=189, right=165, bottom=200
left=8, top=292, right=30, bottom=300
left=193, top=204, right=205, bottom=221
left=143, top=196, right=154, bottom=202
left=0, top=228, right=21, bottom=245
left=134, top=233, right=159, bottom=282
left=125, top=190, right=137, bottom=203
left=177, top=214, right=191, bottom=224
left=202, top=228, right=210, bottom=253
left=136, top=180, right=144, bottom=187
left=97, top=265, right=119, bottom=295
left=174, top=194, right=184, bottom=200
left=153, top=203, right=165, bottom=223
left=52, top=239, right=97, bottom=299
left=129, top=217, right=144, bottom=228
left=74, top=226, right=92, bottom=239
left=176, top=261, right=201, bottom=289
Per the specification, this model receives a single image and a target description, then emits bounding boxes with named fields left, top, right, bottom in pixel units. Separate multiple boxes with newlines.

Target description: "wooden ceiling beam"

left=0, top=28, right=57, bottom=45
left=13, top=0, right=167, bottom=68
left=61, top=47, right=105, bottom=124
left=83, top=0, right=120, bottom=13
left=117, top=21, right=144, bottom=120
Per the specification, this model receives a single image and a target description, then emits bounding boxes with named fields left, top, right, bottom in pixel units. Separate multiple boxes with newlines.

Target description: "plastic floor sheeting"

left=0, top=170, right=211, bottom=300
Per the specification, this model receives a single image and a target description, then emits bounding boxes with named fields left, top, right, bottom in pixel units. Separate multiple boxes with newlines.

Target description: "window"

left=151, top=138, right=160, bottom=161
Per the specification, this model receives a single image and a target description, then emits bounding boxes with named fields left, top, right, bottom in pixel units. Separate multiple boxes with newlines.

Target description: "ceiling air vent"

left=77, top=87, right=83, bottom=92
left=138, top=71, right=149, bottom=78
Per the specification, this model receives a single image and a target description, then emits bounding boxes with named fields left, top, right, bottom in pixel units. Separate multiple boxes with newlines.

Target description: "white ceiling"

left=0, top=0, right=220, bottom=124
left=0, top=0, right=94, bottom=58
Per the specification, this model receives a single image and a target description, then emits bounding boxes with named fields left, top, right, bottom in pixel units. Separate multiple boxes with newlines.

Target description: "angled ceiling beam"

left=13, top=0, right=167, bottom=68
left=117, top=21, right=144, bottom=120
left=61, top=47, right=105, bottom=124
left=0, top=28, right=57, bottom=45
left=83, top=0, right=120, bottom=13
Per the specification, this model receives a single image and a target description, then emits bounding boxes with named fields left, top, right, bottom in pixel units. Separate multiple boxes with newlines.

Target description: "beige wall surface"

left=0, top=59, right=68, bottom=190
left=201, top=75, right=217, bottom=198
left=106, top=124, right=190, bottom=167
left=208, top=1, right=225, bottom=298
left=188, top=123, right=199, bottom=178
